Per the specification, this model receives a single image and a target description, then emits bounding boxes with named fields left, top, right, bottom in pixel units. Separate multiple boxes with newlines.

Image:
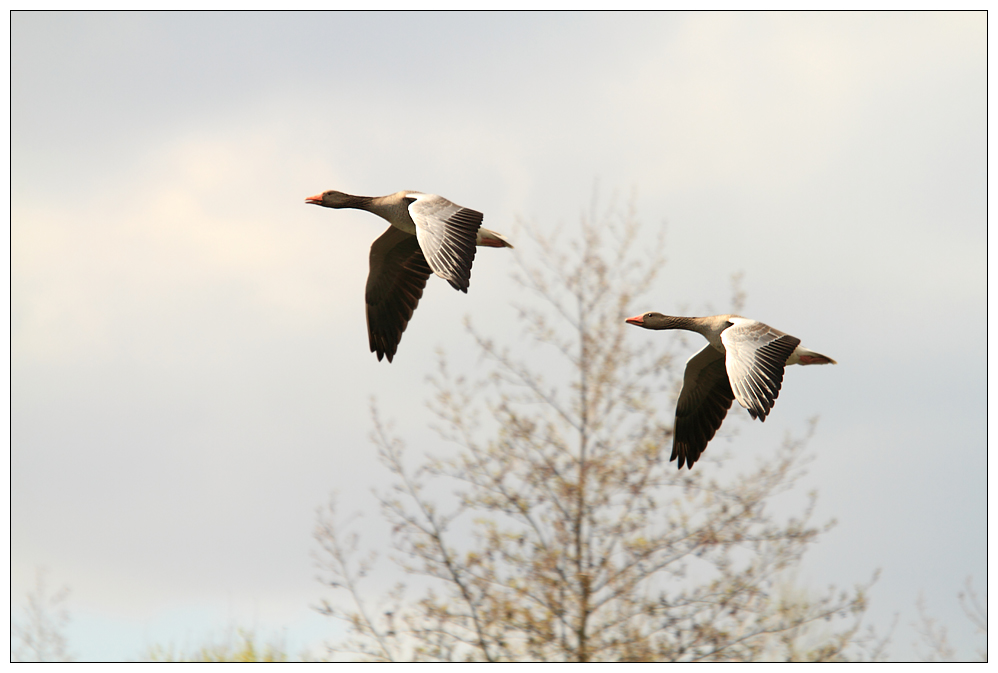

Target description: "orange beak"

left=625, top=314, right=644, bottom=326
left=305, top=194, right=323, bottom=205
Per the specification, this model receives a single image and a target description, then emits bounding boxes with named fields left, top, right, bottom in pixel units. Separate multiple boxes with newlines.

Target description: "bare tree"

left=913, top=577, right=987, bottom=662
left=913, top=592, right=956, bottom=662
left=314, top=199, right=877, bottom=661
left=11, top=567, right=73, bottom=662
left=958, top=578, right=987, bottom=661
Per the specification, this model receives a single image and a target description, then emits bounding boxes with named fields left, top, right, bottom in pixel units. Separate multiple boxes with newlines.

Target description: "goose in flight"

left=306, top=190, right=512, bottom=362
left=625, top=312, right=836, bottom=469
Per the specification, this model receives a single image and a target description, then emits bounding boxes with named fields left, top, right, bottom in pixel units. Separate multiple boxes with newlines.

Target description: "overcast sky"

left=11, top=11, right=987, bottom=661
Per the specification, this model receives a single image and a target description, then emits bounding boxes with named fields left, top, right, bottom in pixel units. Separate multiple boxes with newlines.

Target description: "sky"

left=10, top=11, right=988, bottom=661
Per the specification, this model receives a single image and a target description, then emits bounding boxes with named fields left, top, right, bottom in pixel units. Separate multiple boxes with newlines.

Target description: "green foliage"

left=146, top=629, right=289, bottom=662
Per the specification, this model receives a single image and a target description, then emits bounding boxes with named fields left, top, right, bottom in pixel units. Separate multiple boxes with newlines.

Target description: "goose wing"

left=408, top=193, right=482, bottom=293
left=673, top=345, right=736, bottom=469
left=721, top=319, right=801, bottom=421
left=365, top=226, right=434, bottom=362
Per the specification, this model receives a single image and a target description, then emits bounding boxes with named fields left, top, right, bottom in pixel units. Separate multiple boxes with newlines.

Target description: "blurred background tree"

left=913, top=577, right=987, bottom=662
left=145, top=628, right=289, bottom=662
left=313, top=200, right=882, bottom=662
left=11, top=567, right=73, bottom=662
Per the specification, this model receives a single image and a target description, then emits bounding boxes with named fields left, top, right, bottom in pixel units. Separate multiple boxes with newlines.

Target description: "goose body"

left=625, top=312, right=836, bottom=469
left=306, top=190, right=512, bottom=362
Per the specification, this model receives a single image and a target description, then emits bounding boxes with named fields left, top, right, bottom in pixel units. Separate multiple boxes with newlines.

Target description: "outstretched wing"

left=365, top=226, right=434, bottom=362
left=407, top=193, right=482, bottom=293
left=673, top=345, right=736, bottom=469
left=722, top=319, right=801, bottom=421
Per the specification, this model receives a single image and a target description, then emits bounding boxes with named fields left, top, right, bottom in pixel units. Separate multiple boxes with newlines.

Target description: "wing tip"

left=671, top=439, right=702, bottom=470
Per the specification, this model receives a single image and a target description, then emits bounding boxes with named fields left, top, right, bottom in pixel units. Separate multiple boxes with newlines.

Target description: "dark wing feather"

left=365, top=226, right=433, bottom=362
left=672, top=345, right=735, bottom=470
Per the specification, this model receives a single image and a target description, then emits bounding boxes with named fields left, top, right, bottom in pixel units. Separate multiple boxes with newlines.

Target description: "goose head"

left=625, top=312, right=667, bottom=328
left=305, top=190, right=355, bottom=208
